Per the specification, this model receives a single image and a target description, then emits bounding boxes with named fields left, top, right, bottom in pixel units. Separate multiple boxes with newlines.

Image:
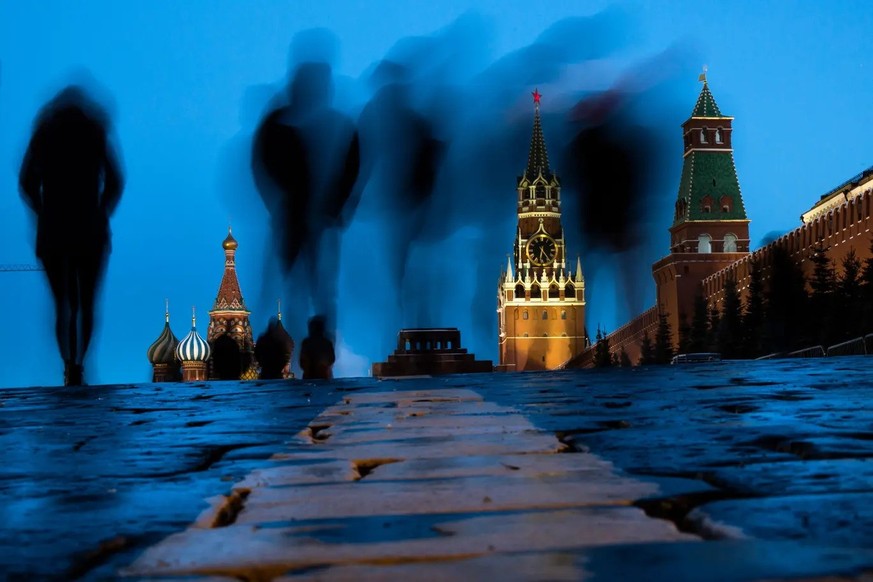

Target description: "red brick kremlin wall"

left=704, top=186, right=873, bottom=307
left=566, top=178, right=873, bottom=368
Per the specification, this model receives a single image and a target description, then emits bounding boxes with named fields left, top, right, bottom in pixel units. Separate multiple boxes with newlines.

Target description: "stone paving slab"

left=273, top=542, right=873, bottom=582
left=6, top=359, right=873, bottom=579
left=125, top=388, right=697, bottom=578
left=690, top=492, right=873, bottom=547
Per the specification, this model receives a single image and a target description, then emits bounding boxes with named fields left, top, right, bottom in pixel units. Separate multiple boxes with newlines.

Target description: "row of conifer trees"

left=593, top=239, right=873, bottom=367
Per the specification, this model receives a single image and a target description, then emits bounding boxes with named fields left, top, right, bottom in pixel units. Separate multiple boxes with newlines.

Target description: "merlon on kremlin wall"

left=567, top=75, right=873, bottom=367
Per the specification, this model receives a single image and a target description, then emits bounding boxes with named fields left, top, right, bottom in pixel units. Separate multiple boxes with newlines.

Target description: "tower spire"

left=208, top=229, right=255, bottom=377
left=524, top=89, right=552, bottom=182
left=165, top=298, right=170, bottom=323
left=277, top=298, right=282, bottom=321
left=505, top=254, right=513, bottom=283
left=675, top=73, right=746, bottom=226
left=691, top=67, right=723, bottom=118
left=212, top=228, right=247, bottom=312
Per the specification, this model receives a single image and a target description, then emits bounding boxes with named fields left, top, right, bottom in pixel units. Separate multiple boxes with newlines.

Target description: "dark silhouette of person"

left=356, top=59, right=445, bottom=314
left=299, top=315, right=335, bottom=380
left=255, top=316, right=294, bottom=380
left=19, top=85, right=123, bottom=386
left=211, top=333, right=242, bottom=380
left=252, top=30, right=360, bottom=344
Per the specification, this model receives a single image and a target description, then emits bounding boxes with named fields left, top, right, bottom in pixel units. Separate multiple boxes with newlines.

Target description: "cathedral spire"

left=524, top=89, right=553, bottom=182
left=211, top=227, right=248, bottom=313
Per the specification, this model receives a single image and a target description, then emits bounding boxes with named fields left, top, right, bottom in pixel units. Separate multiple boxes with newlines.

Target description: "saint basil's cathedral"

left=146, top=229, right=294, bottom=382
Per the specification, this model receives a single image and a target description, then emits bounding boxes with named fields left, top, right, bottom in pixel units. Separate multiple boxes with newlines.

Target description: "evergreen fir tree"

left=859, top=236, right=873, bottom=334
left=742, top=257, right=766, bottom=357
left=678, top=313, right=691, bottom=354
left=593, top=327, right=612, bottom=368
left=689, top=294, right=710, bottom=353
left=837, top=248, right=862, bottom=340
left=707, top=304, right=721, bottom=352
left=619, top=346, right=631, bottom=367
left=638, top=331, right=655, bottom=365
left=766, top=246, right=809, bottom=352
left=809, top=241, right=837, bottom=346
left=718, top=276, right=743, bottom=358
left=654, top=311, right=673, bottom=364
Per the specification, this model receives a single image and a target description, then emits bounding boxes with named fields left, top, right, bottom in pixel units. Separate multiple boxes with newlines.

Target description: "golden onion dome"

left=222, top=228, right=238, bottom=251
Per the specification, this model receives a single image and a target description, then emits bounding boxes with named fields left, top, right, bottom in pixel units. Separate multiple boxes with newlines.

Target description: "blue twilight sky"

left=1, top=1, right=871, bottom=387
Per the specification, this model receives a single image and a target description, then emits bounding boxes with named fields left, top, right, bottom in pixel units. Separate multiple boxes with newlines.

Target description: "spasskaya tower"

left=497, top=90, right=588, bottom=371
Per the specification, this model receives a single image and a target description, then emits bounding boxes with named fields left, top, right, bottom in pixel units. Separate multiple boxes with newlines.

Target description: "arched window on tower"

left=700, top=128, right=708, bottom=144
left=523, top=311, right=529, bottom=320
left=701, top=196, right=713, bottom=214
left=715, top=128, right=723, bottom=144
left=542, top=310, right=548, bottom=320
left=549, top=284, right=560, bottom=299
left=698, top=234, right=712, bottom=254
left=515, top=283, right=525, bottom=298
left=724, top=233, right=738, bottom=252
left=565, top=282, right=575, bottom=298
left=720, top=196, right=733, bottom=213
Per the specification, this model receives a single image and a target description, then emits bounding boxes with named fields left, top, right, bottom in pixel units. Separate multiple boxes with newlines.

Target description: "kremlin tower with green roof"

left=652, top=72, right=751, bottom=343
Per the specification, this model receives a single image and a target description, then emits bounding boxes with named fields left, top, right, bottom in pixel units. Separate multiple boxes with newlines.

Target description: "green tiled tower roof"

left=675, top=78, right=747, bottom=225
left=675, top=151, right=746, bottom=223
left=691, top=81, right=723, bottom=118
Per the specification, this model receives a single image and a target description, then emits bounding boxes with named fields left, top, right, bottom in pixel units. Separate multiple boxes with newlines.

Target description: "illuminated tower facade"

left=652, top=72, right=750, bottom=342
left=497, top=90, right=587, bottom=371
left=207, top=228, right=256, bottom=378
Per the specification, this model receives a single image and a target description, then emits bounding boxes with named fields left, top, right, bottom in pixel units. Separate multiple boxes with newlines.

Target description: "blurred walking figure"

left=299, top=315, right=335, bottom=380
left=252, top=29, right=360, bottom=343
left=19, top=85, right=124, bottom=386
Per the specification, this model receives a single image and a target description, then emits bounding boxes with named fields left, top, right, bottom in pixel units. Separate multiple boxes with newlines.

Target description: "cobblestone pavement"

left=3, top=358, right=873, bottom=580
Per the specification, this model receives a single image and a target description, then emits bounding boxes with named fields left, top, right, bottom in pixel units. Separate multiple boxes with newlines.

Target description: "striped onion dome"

left=147, top=301, right=179, bottom=365
left=176, top=309, right=212, bottom=363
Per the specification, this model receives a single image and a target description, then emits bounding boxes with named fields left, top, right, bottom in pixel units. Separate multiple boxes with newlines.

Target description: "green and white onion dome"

left=176, top=309, right=212, bottom=362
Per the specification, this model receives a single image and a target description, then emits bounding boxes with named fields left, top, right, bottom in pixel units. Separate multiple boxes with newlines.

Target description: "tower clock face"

left=526, top=234, right=557, bottom=266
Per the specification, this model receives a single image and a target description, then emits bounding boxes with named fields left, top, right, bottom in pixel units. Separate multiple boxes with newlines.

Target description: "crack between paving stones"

left=557, top=433, right=756, bottom=540
left=633, top=489, right=759, bottom=540
left=65, top=534, right=136, bottom=580
left=211, top=488, right=252, bottom=528
left=352, top=458, right=403, bottom=481
left=303, top=424, right=332, bottom=442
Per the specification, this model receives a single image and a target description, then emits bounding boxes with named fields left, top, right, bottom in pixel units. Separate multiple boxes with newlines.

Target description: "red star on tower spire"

left=532, top=88, right=541, bottom=106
